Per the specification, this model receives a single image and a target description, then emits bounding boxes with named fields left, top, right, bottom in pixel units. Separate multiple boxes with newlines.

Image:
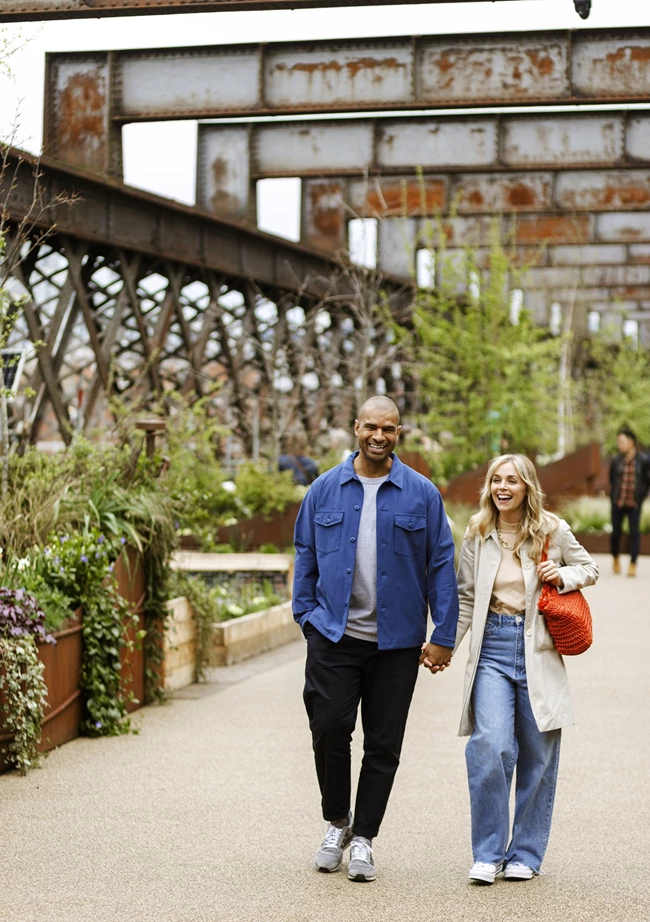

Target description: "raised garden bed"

left=574, top=533, right=650, bottom=555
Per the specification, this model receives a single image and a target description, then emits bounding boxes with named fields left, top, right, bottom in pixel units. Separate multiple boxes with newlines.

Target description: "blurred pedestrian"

left=609, top=427, right=650, bottom=577
left=279, top=433, right=319, bottom=486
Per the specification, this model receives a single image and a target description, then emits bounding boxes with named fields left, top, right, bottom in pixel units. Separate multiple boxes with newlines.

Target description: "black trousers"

left=611, top=504, right=641, bottom=562
left=303, top=624, right=420, bottom=840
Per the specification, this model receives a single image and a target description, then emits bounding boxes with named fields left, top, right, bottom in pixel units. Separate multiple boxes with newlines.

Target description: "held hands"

left=419, top=642, right=453, bottom=675
left=536, top=560, right=564, bottom=588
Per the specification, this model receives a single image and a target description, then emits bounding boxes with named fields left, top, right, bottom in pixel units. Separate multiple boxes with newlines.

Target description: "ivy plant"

left=0, top=588, right=52, bottom=773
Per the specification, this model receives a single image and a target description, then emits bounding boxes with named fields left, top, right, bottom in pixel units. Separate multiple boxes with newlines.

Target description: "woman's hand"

left=536, top=559, right=564, bottom=588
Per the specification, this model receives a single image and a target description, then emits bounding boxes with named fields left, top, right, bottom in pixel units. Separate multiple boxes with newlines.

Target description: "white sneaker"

left=315, top=813, right=353, bottom=872
left=348, top=836, right=377, bottom=882
left=469, top=861, right=503, bottom=884
left=504, top=862, right=535, bottom=880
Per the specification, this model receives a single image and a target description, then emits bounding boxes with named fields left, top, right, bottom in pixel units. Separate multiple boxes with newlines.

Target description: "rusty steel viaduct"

left=1, top=0, right=649, bottom=448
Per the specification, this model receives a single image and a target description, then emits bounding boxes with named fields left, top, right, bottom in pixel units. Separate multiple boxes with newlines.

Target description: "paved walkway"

left=2, top=555, right=649, bottom=922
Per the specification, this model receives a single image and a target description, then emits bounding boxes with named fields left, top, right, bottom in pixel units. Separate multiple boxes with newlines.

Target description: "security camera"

left=574, top=0, right=591, bottom=18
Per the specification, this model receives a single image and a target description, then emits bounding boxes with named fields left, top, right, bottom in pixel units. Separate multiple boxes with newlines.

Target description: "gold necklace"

left=497, top=524, right=516, bottom=551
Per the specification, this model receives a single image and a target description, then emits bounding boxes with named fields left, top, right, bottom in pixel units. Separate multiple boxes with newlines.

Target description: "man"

left=610, top=427, right=650, bottom=577
left=278, top=433, right=319, bottom=486
left=293, top=396, right=458, bottom=882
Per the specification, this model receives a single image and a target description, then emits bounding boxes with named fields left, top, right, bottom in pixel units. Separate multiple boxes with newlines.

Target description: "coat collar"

left=339, top=451, right=404, bottom=489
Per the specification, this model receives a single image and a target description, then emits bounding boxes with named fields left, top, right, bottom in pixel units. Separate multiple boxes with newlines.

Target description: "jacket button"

left=526, top=630, right=532, bottom=636
left=355, top=505, right=360, bottom=511
left=524, top=563, right=531, bottom=569
left=350, top=537, right=355, bottom=543
left=409, top=522, right=413, bottom=528
left=325, top=518, right=330, bottom=524
left=346, top=568, right=351, bottom=574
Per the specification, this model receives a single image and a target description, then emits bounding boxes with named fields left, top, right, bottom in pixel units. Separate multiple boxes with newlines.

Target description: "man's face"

left=617, top=433, right=635, bottom=454
left=354, top=406, right=401, bottom=466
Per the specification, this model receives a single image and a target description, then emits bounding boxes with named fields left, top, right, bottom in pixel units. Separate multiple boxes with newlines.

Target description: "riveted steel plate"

left=417, top=33, right=568, bottom=104
left=572, top=32, right=650, bottom=100
left=196, top=125, right=251, bottom=219
left=502, top=115, right=624, bottom=167
left=377, top=118, right=498, bottom=170
left=555, top=171, right=650, bottom=211
left=255, top=122, right=375, bottom=175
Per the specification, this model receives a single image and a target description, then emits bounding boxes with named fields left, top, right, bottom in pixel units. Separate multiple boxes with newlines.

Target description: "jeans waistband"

left=487, top=612, right=525, bottom=626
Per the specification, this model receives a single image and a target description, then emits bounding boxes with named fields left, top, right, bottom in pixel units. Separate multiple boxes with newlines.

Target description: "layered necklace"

left=496, top=519, right=518, bottom=551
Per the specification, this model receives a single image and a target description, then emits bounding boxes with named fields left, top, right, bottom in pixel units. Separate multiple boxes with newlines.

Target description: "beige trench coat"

left=455, top=519, right=599, bottom=737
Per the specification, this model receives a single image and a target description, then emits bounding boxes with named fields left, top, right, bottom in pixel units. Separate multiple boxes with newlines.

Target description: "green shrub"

left=234, top=462, right=299, bottom=518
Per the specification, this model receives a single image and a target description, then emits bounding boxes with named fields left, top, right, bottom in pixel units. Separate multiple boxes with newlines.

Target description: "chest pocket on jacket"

left=394, top=513, right=426, bottom=557
left=315, top=511, right=344, bottom=555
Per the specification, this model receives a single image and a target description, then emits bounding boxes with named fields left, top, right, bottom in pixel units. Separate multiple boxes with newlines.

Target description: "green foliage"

left=397, top=225, right=564, bottom=482
left=169, top=571, right=281, bottom=681
left=560, top=497, right=650, bottom=535
left=35, top=530, right=137, bottom=735
left=585, top=338, right=650, bottom=453
left=0, top=635, right=48, bottom=774
left=234, top=462, right=299, bottom=518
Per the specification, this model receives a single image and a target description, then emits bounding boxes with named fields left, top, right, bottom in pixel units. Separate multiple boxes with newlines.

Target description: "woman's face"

left=490, top=461, right=527, bottom=518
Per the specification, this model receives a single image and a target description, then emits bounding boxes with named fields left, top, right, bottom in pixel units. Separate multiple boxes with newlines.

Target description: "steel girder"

left=0, top=0, right=546, bottom=22
left=0, top=149, right=411, bottom=448
left=195, top=111, right=650, bottom=223
left=44, top=29, right=650, bottom=175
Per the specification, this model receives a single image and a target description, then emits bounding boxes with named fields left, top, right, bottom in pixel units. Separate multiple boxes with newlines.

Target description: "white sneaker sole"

left=469, top=865, right=503, bottom=884
left=503, top=867, right=534, bottom=880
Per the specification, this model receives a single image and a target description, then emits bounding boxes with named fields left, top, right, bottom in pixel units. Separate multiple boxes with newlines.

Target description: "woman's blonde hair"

left=468, top=453, right=559, bottom=562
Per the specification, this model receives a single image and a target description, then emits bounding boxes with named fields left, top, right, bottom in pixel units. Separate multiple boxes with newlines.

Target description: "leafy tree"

left=397, top=224, right=564, bottom=481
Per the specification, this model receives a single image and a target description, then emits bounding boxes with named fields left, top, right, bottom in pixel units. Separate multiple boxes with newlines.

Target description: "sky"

left=1, top=0, right=650, bottom=241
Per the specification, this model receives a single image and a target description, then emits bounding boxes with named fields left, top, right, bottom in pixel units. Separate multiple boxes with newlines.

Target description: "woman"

left=454, top=454, right=598, bottom=884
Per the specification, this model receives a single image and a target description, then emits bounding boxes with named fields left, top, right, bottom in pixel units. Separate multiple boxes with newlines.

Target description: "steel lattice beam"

left=44, top=28, right=650, bottom=174
left=0, top=147, right=412, bottom=447
left=0, top=0, right=546, bottom=22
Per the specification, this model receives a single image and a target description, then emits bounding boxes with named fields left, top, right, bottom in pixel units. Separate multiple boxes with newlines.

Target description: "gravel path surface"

left=2, top=555, right=648, bottom=922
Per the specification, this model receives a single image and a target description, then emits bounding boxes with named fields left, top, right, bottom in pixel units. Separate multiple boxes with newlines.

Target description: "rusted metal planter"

left=574, top=533, right=650, bottom=556
left=0, top=610, right=84, bottom=773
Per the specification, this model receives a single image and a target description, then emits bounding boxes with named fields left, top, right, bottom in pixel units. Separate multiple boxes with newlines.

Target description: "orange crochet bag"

left=537, top=538, right=593, bottom=656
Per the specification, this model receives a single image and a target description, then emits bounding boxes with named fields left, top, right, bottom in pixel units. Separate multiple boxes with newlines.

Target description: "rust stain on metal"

left=506, top=182, right=539, bottom=208
left=56, top=70, right=106, bottom=169
left=525, top=49, right=555, bottom=77
left=605, top=45, right=650, bottom=65
left=209, top=156, right=244, bottom=217
left=561, top=181, right=650, bottom=211
left=305, top=182, right=344, bottom=251
left=273, top=56, right=406, bottom=80
left=364, top=179, right=446, bottom=217
left=515, top=215, right=592, bottom=245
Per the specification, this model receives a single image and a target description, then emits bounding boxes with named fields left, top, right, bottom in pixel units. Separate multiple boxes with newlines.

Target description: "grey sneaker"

left=315, top=813, right=353, bottom=872
left=348, top=836, right=376, bottom=882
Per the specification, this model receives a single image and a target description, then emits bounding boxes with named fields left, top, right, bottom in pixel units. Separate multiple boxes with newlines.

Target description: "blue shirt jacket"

left=292, top=452, right=459, bottom=650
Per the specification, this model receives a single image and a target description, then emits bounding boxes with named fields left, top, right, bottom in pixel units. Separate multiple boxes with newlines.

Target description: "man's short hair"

left=618, top=426, right=637, bottom=444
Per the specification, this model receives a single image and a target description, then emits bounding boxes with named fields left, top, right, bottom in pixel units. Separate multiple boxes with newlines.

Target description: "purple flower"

left=97, top=535, right=105, bottom=544
left=80, top=555, right=88, bottom=563
left=95, top=552, right=101, bottom=559
left=54, top=556, right=60, bottom=565
left=95, top=721, right=102, bottom=729
left=108, top=564, right=114, bottom=573
left=120, top=537, right=127, bottom=545
left=174, top=520, right=180, bottom=529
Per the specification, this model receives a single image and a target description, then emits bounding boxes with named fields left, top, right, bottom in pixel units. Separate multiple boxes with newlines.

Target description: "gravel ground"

left=1, top=554, right=648, bottom=922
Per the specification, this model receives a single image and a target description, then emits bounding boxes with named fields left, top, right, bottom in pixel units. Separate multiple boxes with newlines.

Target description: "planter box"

left=164, top=596, right=197, bottom=692
left=171, top=551, right=294, bottom=598
left=205, top=601, right=301, bottom=674
left=574, top=532, right=650, bottom=555
left=0, top=612, right=84, bottom=773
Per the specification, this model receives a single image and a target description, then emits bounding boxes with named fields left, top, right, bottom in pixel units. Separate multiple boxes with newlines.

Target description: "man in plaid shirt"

left=609, top=428, right=650, bottom=577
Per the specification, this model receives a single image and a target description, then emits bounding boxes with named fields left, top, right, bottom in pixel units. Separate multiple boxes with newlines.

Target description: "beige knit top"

left=490, top=522, right=526, bottom=615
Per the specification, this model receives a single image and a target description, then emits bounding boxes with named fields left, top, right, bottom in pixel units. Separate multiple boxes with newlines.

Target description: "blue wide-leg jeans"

left=465, top=613, right=561, bottom=872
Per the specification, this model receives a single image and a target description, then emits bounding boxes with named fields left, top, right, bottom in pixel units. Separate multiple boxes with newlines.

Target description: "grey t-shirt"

left=344, top=474, right=389, bottom=642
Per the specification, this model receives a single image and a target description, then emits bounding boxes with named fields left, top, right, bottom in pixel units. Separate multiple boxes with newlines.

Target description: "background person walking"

left=453, top=454, right=598, bottom=884
left=609, top=427, right=650, bottom=577
left=292, top=396, right=458, bottom=882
